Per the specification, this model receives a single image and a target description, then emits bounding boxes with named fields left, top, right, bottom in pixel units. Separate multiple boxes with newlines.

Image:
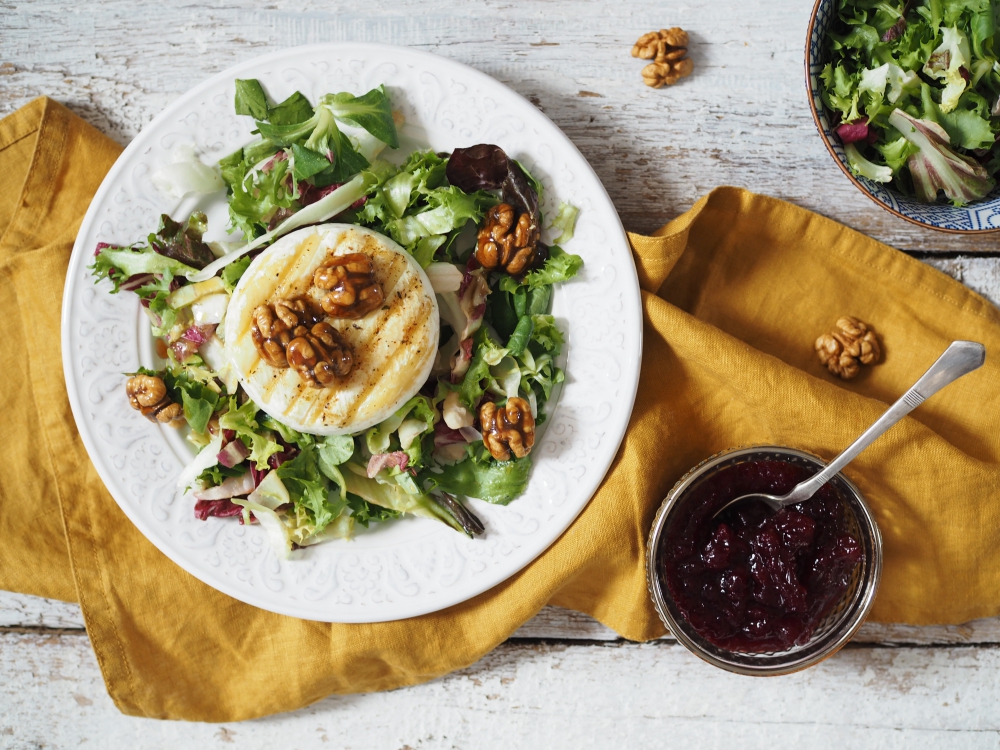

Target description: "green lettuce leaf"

left=267, top=91, right=314, bottom=125
left=220, top=255, right=252, bottom=293
left=551, top=201, right=579, bottom=244
left=384, top=186, right=496, bottom=246
left=524, top=246, right=583, bottom=290
left=317, top=435, right=355, bottom=468
left=167, top=370, right=221, bottom=434
left=458, top=327, right=508, bottom=408
left=346, top=493, right=400, bottom=527
left=260, top=415, right=306, bottom=446
left=234, top=78, right=269, bottom=120
left=365, top=395, right=436, bottom=456
left=218, top=398, right=283, bottom=469
left=197, top=463, right=245, bottom=486
left=820, top=63, right=862, bottom=123
left=322, top=86, right=399, bottom=148
left=530, top=314, right=564, bottom=356
left=224, top=154, right=292, bottom=240
left=429, top=455, right=531, bottom=505
left=940, top=107, right=995, bottom=149
left=291, top=143, right=333, bottom=182
left=340, top=465, right=472, bottom=533
left=875, top=137, right=920, bottom=172
left=91, top=245, right=196, bottom=290
left=276, top=443, right=345, bottom=533
left=518, top=346, right=564, bottom=402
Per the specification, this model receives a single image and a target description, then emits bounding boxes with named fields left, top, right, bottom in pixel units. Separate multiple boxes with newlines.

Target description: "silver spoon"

left=713, top=340, right=986, bottom=518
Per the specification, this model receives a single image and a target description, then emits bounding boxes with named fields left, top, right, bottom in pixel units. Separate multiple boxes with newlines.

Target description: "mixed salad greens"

left=820, top=0, right=1000, bottom=204
left=90, top=80, right=583, bottom=555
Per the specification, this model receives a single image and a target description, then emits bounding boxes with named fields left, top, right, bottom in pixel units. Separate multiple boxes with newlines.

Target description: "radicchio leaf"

left=450, top=337, right=474, bottom=383
left=194, top=498, right=245, bottom=520
left=434, top=420, right=467, bottom=446
left=193, top=471, right=256, bottom=501
left=366, top=451, right=410, bottom=478
left=888, top=108, right=995, bottom=205
left=170, top=337, right=201, bottom=363
left=217, top=439, right=250, bottom=468
left=260, top=150, right=288, bottom=174
left=458, top=268, right=489, bottom=341
left=181, top=324, right=216, bottom=345
left=836, top=117, right=873, bottom=144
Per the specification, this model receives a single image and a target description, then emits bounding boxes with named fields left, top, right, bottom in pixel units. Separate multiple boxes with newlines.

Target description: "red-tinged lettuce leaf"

left=446, top=144, right=539, bottom=223
left=148, top=212, right=216, bottom=269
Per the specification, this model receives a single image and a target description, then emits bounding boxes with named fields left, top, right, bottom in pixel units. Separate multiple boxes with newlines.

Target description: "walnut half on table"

left=815, top=316, right=881, bottom=380
left=631, top=27, right=694, bottom=88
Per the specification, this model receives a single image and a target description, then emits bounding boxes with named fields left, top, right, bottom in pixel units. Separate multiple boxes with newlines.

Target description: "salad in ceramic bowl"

left=807, top=0, right=1000, bottom=231
left=90, top=79, right=583, bottom=556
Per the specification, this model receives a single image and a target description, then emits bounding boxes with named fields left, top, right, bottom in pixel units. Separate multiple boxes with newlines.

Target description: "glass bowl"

left=806, top=0, right=1000, bottom=232
left=646, top=446, right=882, bottom=675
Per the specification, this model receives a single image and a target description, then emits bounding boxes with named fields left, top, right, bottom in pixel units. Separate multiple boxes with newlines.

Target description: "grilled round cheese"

left=224, top=224, right=439, bottom=435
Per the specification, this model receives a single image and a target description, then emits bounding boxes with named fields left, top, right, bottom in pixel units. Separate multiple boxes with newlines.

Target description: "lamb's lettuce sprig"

left=220, top=81, right=399, bottom=243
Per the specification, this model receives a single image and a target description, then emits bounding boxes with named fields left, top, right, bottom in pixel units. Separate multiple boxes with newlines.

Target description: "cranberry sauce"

left=662, top=458, right=862, bottom=653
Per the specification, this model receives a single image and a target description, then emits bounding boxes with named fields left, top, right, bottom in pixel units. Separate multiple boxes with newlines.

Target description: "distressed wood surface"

left=4, top=0, right=1000, bottom=251
left=3, top=0, right=1000, bottom=745
left=7, top=591, right=1000, bottom=648
left=3, top=630, right=1000, bottom=749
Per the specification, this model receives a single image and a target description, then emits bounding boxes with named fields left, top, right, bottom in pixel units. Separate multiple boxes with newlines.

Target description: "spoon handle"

left=784, top=340, right=986, bottom=505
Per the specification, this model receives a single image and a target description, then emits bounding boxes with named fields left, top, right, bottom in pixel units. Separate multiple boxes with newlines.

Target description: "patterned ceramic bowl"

left=806, top=0, right=1000, bottom=232
left=646, top=446, right=882, bottom=676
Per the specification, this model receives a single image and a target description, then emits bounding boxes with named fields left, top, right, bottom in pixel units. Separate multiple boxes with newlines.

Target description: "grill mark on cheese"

left=273, top=232, right=320, bottom=299
left=328, top=280, right=431, bottom=422
left=226, top=225, right=438, bottom=434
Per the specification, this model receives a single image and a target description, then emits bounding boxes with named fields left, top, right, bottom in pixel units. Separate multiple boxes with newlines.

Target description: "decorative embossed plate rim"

left=62, top=43, right=642, bottom=622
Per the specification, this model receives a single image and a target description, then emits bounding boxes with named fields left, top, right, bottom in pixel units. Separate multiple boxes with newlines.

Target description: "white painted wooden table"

left=3, top=1, right=1000, bottom=747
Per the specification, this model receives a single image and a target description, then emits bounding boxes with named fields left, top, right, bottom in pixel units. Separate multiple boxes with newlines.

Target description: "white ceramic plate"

left=62, top=44, right=642, bottom=622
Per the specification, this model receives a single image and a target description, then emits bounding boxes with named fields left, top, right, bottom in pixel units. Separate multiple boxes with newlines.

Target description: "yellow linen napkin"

left=2, top=98, right=1000, bottom=722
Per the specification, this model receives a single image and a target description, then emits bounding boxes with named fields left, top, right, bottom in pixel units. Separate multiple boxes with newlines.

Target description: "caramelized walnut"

left=479, top=397, right=535, bottom=461
left=313, top=253, right=384, bottom=319
left=286, top=322, right=354, bottom=388
left=125, top=374, right=185, bottom=425
left=475, top=203, right=543, bottom=276
left=251, top=297, right=323, bottom=368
